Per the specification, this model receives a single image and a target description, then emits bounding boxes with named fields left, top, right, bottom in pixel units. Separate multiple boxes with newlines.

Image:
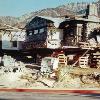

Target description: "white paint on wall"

left=2, top=30, right=26, bottom=50
left=47, top=29, right=63, bottom=49
left=41, top=57, right=59, bottom=73
left=11, top=31, right=26, bottom=41
left=47, top=40, right=61, bottom=49
left=97, top=35, right=100, bottom=43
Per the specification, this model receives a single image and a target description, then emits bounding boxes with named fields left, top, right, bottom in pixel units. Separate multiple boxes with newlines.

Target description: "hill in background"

left=0, top=1, right=99, bottom=28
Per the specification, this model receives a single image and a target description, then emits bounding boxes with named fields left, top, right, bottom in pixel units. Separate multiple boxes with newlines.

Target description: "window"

left=27, top=30, right=33, bottom=36
left=40, top=28, right=44, bottom=33
left=28, top=30, right=34, bottom=36
left=50, top=30, right=53, bottom=36
left=29, top=32, right=32, bottom=36
left=34, top=30, right=38, bottom=34
left=12, top=41, right=17, bottom=47
left=78, top=27, right=82, bottom=36
left=49, top=29, right=56, bottom=36
left=29, top=31, right=33, bottom=36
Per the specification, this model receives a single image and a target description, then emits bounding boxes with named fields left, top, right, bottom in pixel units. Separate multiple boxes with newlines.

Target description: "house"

left=0, top=4, right=99, bottom=67
left=23, top=16, right=64, bottom=49
left=23, top=4, right=100, bottom=51
left=0, top=26, right=26, bottom=50
left=20, top=4, right=100, bottom=65
left=61, top=4, right=100, bottom=48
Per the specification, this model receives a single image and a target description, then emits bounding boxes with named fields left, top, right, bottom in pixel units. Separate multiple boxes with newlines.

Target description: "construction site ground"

left=0, top=54, right=100, bottom=90
left=64, top=67, right=100, bottom=75
left=0, top=65, right=100, bottom=90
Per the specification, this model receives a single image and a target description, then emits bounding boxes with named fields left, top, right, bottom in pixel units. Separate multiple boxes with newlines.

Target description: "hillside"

left=0, top=1, right=99, bottom=28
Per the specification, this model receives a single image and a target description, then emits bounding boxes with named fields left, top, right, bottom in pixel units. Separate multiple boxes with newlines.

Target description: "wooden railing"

left=79, top=42, right=100, bottom=49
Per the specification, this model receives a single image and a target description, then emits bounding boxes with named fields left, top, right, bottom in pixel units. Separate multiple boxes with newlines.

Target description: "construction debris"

left=0, top=54, right=99, bottom=89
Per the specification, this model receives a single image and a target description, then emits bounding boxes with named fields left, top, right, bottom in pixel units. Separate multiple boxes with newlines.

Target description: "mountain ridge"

left=0, top=1, right=99, bottom=28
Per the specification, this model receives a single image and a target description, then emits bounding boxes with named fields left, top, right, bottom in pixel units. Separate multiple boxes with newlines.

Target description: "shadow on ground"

left=80, top=93, right=100, bottom=99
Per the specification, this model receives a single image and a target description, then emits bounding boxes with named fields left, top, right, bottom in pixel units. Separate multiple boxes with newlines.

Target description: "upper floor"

left=0, top=4, right=100, bottom=50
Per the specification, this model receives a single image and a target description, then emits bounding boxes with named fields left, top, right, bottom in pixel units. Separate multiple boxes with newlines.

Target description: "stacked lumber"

left=58, top=54, right=67, bottom=66
left=79, top=56, right=89, bottom=68
left=93, top=52, right=100, bottom=68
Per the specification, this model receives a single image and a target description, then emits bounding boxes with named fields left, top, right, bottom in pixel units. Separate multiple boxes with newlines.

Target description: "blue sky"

left=0, top=0, right=97, bottom=17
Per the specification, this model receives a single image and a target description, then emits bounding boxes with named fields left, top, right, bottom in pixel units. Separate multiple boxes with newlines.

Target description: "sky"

left=0, top=0, right=97, bottom=17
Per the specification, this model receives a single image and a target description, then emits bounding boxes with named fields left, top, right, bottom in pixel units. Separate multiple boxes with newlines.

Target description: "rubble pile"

left=0, top=55, right=100, bottom=89
left=0, top=55, right=40, bottom=88
left=0, top=55, right=54, bottom=88
left=53, top=66, right=100, bottom=89
left=54, top=71, right=82, bottom=88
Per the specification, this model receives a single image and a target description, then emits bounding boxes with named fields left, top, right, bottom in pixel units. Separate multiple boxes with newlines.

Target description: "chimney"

left=86, top=4, right=99, bottom=20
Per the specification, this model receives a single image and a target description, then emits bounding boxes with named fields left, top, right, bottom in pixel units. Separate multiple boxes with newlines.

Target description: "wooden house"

left=0, top=4, right=99, bottom=67
left=61, top=4, right=100, bottom=48
left=23, top=4, right=100, bottom=51
left=0, top=27, right=26, bottom=50
left=23, top=16, right=64, bottom=49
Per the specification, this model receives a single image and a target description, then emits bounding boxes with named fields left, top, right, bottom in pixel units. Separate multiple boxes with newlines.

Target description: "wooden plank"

left=79, top=56, right=88, bottom=68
